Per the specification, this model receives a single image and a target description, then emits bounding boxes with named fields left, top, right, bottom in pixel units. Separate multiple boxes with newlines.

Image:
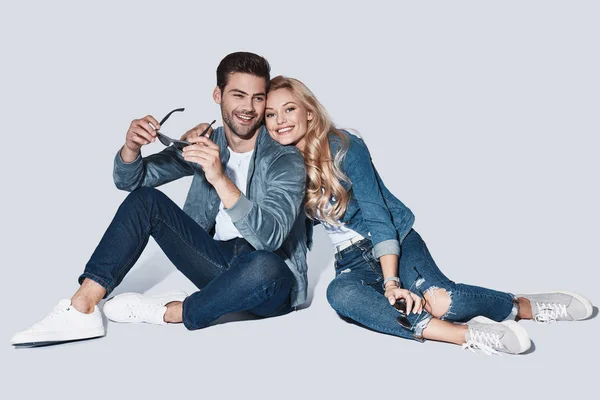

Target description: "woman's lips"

left=277, top=126, right=293, bottom=134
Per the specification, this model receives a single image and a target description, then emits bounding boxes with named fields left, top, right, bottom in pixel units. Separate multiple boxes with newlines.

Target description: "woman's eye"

left=286, top=107, right=295, bottom=113
left=266, top=113, right=274, bottom=118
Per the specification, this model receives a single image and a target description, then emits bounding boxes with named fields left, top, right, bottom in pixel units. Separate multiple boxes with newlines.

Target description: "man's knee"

left=120, top=188, right=168, bottom=216
left=125, top=187, right=161, bottom=204
left=243, top=251, right=290, bottom=284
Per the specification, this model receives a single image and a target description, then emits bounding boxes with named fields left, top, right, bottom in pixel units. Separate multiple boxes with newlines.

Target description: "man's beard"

left=221, top=108, right=263, bottom=139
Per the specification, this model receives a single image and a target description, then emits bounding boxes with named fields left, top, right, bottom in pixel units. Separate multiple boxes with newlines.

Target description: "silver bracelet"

left=382, top=276, right=400, bottom=290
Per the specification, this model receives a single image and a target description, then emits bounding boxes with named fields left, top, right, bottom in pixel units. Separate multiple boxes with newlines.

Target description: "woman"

left=263, top=75, right=593, bottom=355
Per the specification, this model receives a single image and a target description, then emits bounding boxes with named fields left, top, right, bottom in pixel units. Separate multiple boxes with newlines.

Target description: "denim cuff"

left=181, top=296, right=195, bottom=331
left=226, top=193, right=252, bottom=223
left=77, top=272, right=113, bottom=299
left=503, top=294, right=520, bottom=321
left=372, top=239, right=401, bottom=259
left=412, top=312, right=434, bottom=342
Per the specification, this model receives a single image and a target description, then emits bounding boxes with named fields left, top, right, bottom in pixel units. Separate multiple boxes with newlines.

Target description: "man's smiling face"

left=214, top=72, right=267, bottom=139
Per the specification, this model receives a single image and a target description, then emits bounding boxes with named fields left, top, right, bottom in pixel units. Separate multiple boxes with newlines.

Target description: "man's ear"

left=213, top=86, right=222, bottom=104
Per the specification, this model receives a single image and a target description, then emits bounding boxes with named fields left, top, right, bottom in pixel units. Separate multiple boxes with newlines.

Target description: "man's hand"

left=121, top=115, right=160, bottom=163
left=384, top=284, right=424, bottom=315
left=182, top=136, right=224, bottom=185
left=181, top=122, right=214, bottom=142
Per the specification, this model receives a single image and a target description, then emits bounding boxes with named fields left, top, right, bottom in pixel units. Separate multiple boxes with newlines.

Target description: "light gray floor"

left=1, top=1, right=599, bottom=399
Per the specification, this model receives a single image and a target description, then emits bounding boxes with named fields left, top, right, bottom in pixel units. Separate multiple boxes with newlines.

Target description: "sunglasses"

left=394, top=299, right=412, bottom=329
left=393, top=269, right=428, bottom=330
left=156, top=108, right=215, bottom=151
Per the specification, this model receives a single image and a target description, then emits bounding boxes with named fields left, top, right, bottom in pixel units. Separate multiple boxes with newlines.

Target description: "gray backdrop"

left=1, top=1, right=598, bottom=399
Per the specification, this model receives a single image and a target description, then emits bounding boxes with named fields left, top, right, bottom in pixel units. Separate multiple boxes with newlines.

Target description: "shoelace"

left=31, top=304, right=70, bottom=329
left=534, top=302, right=568, bottom=324
left=462, top=329, right=503, bottom=356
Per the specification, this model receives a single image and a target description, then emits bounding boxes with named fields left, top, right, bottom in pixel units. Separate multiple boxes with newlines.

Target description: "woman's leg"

left=327, top=241, right=461, bottom=342
left=398, top=230, right=518, bottom=323
left=326, top=269, right=433, bottom=341
left=326, top=241, right=530, bottom=353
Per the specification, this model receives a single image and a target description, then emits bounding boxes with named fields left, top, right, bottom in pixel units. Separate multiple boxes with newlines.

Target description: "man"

left=12, top=52, right=308, bottom=345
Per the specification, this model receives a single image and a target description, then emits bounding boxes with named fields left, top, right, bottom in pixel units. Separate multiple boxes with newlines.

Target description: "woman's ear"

left=307, top=111, right=314, bottom=121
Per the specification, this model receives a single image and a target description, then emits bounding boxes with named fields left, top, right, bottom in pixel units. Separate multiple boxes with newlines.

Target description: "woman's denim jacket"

left=308, top=130, right=415, bottom=259
left=113, top=126, right=309, bottom=307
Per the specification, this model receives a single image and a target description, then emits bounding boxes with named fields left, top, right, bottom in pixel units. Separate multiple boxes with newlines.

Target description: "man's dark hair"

left=216, top=52, right=271, bottom=92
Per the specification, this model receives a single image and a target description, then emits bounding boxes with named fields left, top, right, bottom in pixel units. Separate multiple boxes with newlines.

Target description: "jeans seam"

left=141, top=191, right=227, bottom=272
left=154, top=215, right=226, bottom=271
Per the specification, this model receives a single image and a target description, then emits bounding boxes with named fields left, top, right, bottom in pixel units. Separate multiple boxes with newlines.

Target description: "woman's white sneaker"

left=11, top=300, right=105, bottom=346
left=464, top=316, right=531, bottom=355
left=103, top=291, right=187, bottom=325
left=518, top=291, right=593, bottom=323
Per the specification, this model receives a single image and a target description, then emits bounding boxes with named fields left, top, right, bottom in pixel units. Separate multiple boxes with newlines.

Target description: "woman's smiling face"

left=265, top=88, right=313, bottom=150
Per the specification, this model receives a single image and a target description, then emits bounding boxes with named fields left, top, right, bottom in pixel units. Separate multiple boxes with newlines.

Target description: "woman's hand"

left=384, top=284, right=423, bottom=314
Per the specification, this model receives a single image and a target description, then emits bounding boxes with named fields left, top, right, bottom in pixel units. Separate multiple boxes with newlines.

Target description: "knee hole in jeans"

left=423, top=287, right=452, bottom=319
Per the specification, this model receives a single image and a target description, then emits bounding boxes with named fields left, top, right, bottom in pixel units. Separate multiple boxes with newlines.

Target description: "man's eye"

left=254, top=97, right=264, bottom=102
left=234, top=94, right=243, bottom=98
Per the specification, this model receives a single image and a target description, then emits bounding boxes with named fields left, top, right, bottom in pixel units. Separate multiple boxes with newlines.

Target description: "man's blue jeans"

left=79, top=187, right=294, bottom=330
left=326, top=229, right=518, bottom=341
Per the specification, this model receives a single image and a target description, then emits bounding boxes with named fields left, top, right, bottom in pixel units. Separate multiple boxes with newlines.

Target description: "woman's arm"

left=341, top=135, right=400, bottom=258
left=341, top=134, right=422, bottom=312
left=380, top=254, right=423, bottom=314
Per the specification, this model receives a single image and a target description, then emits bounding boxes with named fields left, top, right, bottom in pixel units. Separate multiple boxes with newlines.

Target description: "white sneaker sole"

left=518, top=290, right=594, bottom=320
left=11, top=326, right=105, bottom=346
left=472, top=316, right=531, bottom=354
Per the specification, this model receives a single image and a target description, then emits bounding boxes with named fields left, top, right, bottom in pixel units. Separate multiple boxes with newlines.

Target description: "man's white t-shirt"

left=213, top=147, right=254, bottom=241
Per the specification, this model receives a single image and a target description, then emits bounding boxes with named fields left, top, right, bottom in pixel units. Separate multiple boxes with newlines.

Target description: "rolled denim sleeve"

left=343, top=137, right=400, bottom=259
left=113, top=146, right=194, bottom=191
left=227, top=148, right=306, bottom=252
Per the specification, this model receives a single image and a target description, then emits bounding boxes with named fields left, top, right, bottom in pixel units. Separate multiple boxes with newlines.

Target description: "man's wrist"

left=210, top=172, right=227, bottom=187
left=120, top=145, right=140, bottom=164
left=212, top=173, right=242, bottom=209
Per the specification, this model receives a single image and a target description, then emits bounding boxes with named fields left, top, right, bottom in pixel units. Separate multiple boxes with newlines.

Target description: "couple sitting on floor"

left=12, top=52, right=593, bottom=355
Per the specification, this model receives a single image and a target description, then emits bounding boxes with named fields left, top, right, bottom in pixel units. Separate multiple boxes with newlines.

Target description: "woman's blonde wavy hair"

left=268, top=76, right=350, bottom=224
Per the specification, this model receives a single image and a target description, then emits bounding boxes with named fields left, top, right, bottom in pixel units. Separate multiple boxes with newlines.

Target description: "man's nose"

left=241, top=97, right=255, bottom=113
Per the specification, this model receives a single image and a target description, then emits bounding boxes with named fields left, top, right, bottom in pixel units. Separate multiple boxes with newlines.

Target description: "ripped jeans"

left=326, top=229, right=518, bottom=341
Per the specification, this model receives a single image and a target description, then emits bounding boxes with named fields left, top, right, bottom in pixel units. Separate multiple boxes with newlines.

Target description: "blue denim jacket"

left=308, top=130, right=415, bottom=259
left=113, top=126, right=309, bottom=307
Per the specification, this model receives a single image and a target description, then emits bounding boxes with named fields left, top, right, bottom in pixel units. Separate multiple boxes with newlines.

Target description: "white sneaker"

left=11, top=300, right=105, bottom=346
left=464, top=316, right=531, bottom=355
left=103, top=291, right=187, bottom=325
left=517, top=291, right=593, bottom=323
